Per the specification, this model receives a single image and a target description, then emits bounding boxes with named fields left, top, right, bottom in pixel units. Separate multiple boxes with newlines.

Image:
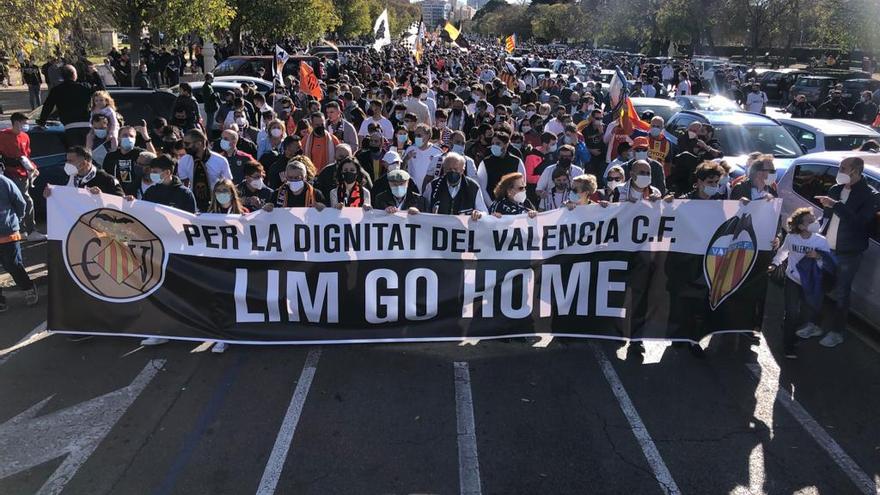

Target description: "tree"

left=226, top=0, right=339, bottom=54
left=90, top=0, right=232, bottom=84
left=0, top=0, right=72, bottom=53
left=334, top=0, right=375, bottom=39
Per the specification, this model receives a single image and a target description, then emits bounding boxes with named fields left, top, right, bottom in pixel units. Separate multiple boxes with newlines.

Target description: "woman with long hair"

left=206, top=178, right=248, bottom=214
left=330, top=157, right=372, bottom=208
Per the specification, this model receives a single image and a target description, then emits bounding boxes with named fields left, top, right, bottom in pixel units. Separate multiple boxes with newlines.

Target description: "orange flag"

left=299, top=61, right=323, bottom=99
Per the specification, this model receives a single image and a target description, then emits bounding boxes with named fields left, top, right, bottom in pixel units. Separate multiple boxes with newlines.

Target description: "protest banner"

left=47, top=188, right=780, bottom=345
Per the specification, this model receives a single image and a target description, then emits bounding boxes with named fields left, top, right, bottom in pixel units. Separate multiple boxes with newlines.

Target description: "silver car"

left=777, top=151, right=880, bottom=327
left=778, top=118, right=880, bottom=153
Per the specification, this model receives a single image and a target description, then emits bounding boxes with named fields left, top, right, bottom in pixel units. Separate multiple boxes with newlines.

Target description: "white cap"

left=382, top=150, right=401, bottom=164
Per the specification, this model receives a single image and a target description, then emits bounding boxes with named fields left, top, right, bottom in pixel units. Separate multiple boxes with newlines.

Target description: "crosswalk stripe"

left=454, top=362, right=482, bottom=495
left=590, top=342, right=681, bottom=495
left=256, top=348, right=321, bottom=495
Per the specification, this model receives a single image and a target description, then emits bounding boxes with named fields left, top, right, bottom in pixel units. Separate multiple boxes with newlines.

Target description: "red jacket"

left=0, top=129, right=31, bottom=178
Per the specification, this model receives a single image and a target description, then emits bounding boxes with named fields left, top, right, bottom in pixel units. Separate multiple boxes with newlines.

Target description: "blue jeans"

left=827, top=251, right=864, bottom=335
left=0, top=241, right=33, bottom=299
left=27, top=84, right=41, bottom=109
left=783, top=277, right=815, bottom=351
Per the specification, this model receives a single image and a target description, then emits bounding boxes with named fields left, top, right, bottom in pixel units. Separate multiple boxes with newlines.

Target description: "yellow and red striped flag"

left=505, top=34, right=517, bottom=54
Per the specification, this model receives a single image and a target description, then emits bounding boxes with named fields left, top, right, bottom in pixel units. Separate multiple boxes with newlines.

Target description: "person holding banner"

left=373, top=169, right=428, bottom=214
left=138, top=155, right=197, bottom=214
left=44, top=146, right=124, bottom=199
left=489, top=172, right=538, bottom=217
left=610, top=160, right=664, bottom=203
left=330, top=158, right=371, bottom=209
left=264, top=160, right=326, bottom=210
left=429, top=152, right=486, bottom=219
left=178, top=129, right=232, bottom=212
left=207, top=178, right=248, bottom=215
left=565, top=174, right=608, bottom=209
left=237, top=161, right=273, bottom=211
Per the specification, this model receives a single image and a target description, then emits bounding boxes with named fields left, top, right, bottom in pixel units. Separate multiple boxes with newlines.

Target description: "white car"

left=777, top=151, right=880, bottom=327
left=778, top=118, right=880, bottom=153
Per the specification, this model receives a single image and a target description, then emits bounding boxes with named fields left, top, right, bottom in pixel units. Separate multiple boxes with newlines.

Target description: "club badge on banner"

left=47, top=188, right=781, bottom=345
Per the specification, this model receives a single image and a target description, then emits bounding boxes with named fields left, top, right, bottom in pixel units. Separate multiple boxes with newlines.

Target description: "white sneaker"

left=796, top=323, right=823, bottom=339
left=25, top=231, right=47, bottom=242
left=819, top=331, right=844, bottom=348
left=141, top=337, right=169, bottom=346
left=212, top=342, right=228, bottom=353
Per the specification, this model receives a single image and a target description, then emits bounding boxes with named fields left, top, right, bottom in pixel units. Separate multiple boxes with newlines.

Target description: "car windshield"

left=713, top=124, right=803, bottom=158
left=797, top=78, right=829, bottom=88
left=691, top=97, right=738, bottom=111
left=824, top=135, right=877, bottom=151
left=635, top=104, right=681, bottom=123
left=212, top=59, right=244, bottom=77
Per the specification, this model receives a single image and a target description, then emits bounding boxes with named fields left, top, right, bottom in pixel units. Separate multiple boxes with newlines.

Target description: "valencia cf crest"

left=63, top=208, right=167, bottom=302
left=703, top=213, right=758, bottom=310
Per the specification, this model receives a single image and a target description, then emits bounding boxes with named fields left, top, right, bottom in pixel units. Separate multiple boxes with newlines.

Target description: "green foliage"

left=0, top=0, right=72, bottom=52
left=229, top=0, right=339, bottom=42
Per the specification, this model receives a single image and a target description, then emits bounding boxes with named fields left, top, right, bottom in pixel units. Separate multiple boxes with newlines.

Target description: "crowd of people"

left=1, top=37, right=878, bottom=359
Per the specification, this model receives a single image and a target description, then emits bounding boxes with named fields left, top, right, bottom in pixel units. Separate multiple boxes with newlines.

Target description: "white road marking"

left=590, top=342, right=681, bottom=495
left=0, top=321, right=50, bottom=366
left=190, top=341, right=214, bottom=353
left=0, top=359, right=165, bottom=495
left=750, top=338, right=878, bottom=495
left=453, top=362, right=482, bottom=495
left=256, top=348, right=321, bottom=495
left=532, top=334, right=554, bottom=348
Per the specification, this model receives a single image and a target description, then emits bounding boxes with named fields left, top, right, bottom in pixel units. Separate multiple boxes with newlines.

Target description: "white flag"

left=274, top=45, right=290, bottom=83
left=373, top=9, right=391, bottom=51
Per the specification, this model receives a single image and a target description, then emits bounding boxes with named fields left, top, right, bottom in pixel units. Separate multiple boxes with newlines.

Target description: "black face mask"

left=558, top=158, right=572, bottom=168
left=313, top=126, right=325, bottom=136
left=453, top=108, right=462, bottom=115
left=342, top=171, right=357, bottom=184
left=446, top=171, right=461, bottom=184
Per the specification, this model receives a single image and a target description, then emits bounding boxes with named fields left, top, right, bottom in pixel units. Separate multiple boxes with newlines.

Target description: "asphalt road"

left=1, top=236, right=879, bottom=495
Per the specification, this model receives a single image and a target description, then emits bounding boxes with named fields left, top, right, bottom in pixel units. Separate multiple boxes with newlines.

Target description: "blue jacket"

left=821, top=180, right=880, bottom=253
left=0, top=174, right=25, bottom=237
left=796, top=251, right=836, bottom=309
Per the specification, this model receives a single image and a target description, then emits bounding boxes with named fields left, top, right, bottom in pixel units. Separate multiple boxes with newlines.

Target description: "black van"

left=212, top=55, right=323, bottom=80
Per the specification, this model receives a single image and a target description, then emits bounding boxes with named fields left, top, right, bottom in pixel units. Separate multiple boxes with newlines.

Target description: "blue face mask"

left=490, top=144, right=503, bottom=157
left=149, top=172, right=163, bottom=184
left=452, top=144, right=465, bottom=154
left=414, top=137, right=424, bottom=147
left=94, top=128, right=108, bottom=139
left=121, top=136, right=136, bottom=150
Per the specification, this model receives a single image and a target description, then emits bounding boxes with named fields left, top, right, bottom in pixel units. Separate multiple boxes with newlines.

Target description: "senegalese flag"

left=505, top=34, right=517, bottom=54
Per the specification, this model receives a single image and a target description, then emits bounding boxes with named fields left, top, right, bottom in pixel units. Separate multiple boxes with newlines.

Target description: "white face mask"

left=634, top=175, right=652, bottom=189
left=235, top=118, right=248, bottom=128
left=513, top=191, right=527, bottom=204
left=634, top=151, right=649, bottom=161
left=688, top=131, right=698, bottom=139
left=64, top=162, right=78, bottom=176
left=215, top=192, right=232, bottom=206
left=764, top=173, right=776, bottom=186
left=703, top=185, right=720, bottom=196
left=249, top=178, right=264, bottom=189
left=607, top=179, right=622, bottom=190
left=270, top=128, right=283, bottom=138
left=288, top=180, right=304, bottom=192
left=835, top=172, right=851, bottom=185
left=807, top=222, right=821, bottom=233
left=220, top=139, right=232, bottom=151
left=391, top=185, right=407, bottom=198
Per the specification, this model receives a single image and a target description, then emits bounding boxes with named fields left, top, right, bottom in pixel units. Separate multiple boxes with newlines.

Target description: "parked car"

left=674, top=95, right=739, bottom=112
left=664, top=110, right=804, bottom=179
left=758, top=69, right=808, bottom=102
left=778, top=118, right=880, bottom=153
left=212, top=55, right=322, bottom=80
left=777, top=151, right=880, bottom=327
left=0, top=89, right=177, bottom=217
left=840, top=79, right=880, bottom=107
left=212, top=76, right=274, bottom=93
left=790, top=76, right=837, bottom=104
left=630, top=97, right=682, bottom=124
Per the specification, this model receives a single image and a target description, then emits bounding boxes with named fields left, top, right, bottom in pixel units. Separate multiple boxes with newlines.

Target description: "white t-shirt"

left=825, top=187, right=851, bottom=250
left=536, top=163, right=585, bottom=193
left=772, top=232, right=831, bottom=285
left=745, top=91, right=767, bottom=113
left=676, top=80, right=691, bottom=96
left=177, top=151, right=232, bottom=190
left=403, top=144, right=444, bottom=193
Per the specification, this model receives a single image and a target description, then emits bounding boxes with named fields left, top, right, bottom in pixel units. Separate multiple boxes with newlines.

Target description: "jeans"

left=11, top=175, right=34, bottom=234
left=783, top=277, right=815, bottom=351
left=27, top=84, right=41, bottom=109
left=0, top=241, right=33, bottom=299
left=827, top=251, right=864, bottom=335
